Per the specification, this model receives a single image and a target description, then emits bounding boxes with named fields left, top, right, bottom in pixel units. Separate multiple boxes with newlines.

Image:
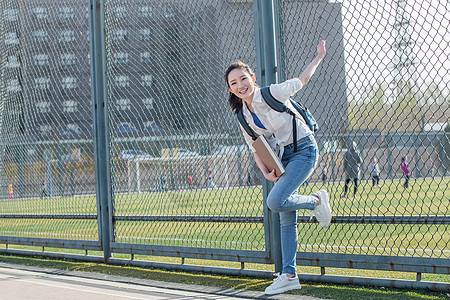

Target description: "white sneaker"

left=310, top=190, right=332, bottom=228
left=264, top=273, right=301, bottom=295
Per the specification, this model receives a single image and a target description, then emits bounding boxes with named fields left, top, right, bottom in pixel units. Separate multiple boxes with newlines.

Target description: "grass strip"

left=0, top=254, right=448, bottom=300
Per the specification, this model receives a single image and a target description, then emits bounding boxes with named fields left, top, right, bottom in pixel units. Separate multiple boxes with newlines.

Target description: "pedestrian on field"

left=8, top=184, right=13, bottom=199
left=427, top=160, right=435, bottom=177
left=342, top=141, right=362, bottom=197
left=322, top=164, right=328, bottom=185
left=225, top=40, right=332, bottom=295
left=41, top=181, right=48, bottom=199
left=371, top=157, right=380, bottom=187
left=188, top=174, right=193, bottom=189
left=401, top=156, right=410, bottom=188
left=206, top=171, right=216, bottom=189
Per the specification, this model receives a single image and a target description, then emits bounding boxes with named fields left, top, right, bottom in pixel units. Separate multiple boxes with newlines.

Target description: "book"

left=253, top=135, right=285, bottom=177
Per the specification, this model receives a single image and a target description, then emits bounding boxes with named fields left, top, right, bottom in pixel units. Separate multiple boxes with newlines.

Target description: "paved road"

left=0, top=263, right=324, bottom=300
left=0, top=266, right=248, bottom=300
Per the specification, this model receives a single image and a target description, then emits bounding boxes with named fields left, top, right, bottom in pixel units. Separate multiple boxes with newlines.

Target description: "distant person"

left=8, top=184, right=13, bottom=199
left=247, top=170, right=253, bottom=186
left=41, top=181, right=48, bottom=199
left=322, top=164, right=328, bottom=185
left=427, top=160, right=435, bottom=177
left=370, top=157, right=380, bottom=187
left=342, top=141, right=362, bottom=197
left=159, top=175, right=167, bottom=192
left=206, top=171, right=216, bottom=189
left=401, top=156, right=410, bottom=188
left=188, top=174, right=193, bottom=189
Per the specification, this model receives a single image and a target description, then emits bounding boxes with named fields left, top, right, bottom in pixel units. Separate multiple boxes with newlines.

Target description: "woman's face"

left=227, top=68, right=256, bottom=102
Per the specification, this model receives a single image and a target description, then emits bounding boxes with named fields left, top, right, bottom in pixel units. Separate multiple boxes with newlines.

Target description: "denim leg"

left=280, top=210, right=298, bottom=274
left=267, top=144, right=317, bottom=213
left=266, top=136, right=318, bottom=275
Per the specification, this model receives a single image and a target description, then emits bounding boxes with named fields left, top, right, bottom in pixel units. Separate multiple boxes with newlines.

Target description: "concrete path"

left=0, top=263, right=323, bottom=300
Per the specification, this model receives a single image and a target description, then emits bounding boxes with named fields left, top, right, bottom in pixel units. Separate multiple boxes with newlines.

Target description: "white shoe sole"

left=264, top=282, right=302, bottom=295
left=318, top=190, right=332, bottom=228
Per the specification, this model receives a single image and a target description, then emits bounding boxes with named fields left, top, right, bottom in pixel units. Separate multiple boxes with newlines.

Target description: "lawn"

left=0, top=177, right=448, bottom=255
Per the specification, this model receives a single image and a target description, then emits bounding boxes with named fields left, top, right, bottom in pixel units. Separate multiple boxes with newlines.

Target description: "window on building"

left=114, top=6, right=127, bottom=18
left=62, top=123, right=81, bottom=135
left=112, top=29, right=127, bottom=41
left=114, top=52, right=128, bottom=64
left=4, top=9, right=18, bottom=22
left=33, top=30, right=48, bottom=42
left=34, top=78, right=50, bottom=90
left=139, top=6, right=152, bottom=18
left=61, top=53, right=76, bottom=66
left=33, top=54, right=49, bottom=66
left=139, top=29, right=151, bottom=41
left=114, top=75, right=130, bottom=88
left=164, top=7, right=175, bottom=18
left=36, top=101, right=51, bottom=113
left=118, top=122, right=136, bottom=133
left=9, top=108, right=21, bottom=117
left=145, top=121, right=163, bottom=133
left=33, top=7, right=48, bottom=19
left=5, top=32, right=19, bottom=45
left=117, top=98, right=131, bottom=111
left=140, top=52, right=151, bottom=64
left=7, top=79, right=20, bottom=92
left=59, top=7, right=74, bottom=20
left=142, top=98, right=154, bottom=110
left=141, top=75, right=153, bottom=87
left=40, top=124, right=52, bottom=135
left=60, top=30, right=75, bottom=42
left=6, top=55, right=20, bottom=68
left=62, top=77, right=77, bottom=89
left=63, top=100, right=78, bottom=113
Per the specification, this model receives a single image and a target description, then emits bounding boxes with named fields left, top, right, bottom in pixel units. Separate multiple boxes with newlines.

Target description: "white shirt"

left=240, top=78, right=312, bottom=155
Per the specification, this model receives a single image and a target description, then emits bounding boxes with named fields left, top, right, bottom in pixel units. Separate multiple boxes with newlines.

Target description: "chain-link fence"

left=0, top=0, right=448, bottom=290
left=0, top=0, right=100, bottom=252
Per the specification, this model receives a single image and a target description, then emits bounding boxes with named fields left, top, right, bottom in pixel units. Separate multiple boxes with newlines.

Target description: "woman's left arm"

left=298, top=40, right=326, bottom=86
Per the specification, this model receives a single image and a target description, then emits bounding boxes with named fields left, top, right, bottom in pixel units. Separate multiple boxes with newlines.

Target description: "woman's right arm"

left=253, top=152, right=280, bottom=182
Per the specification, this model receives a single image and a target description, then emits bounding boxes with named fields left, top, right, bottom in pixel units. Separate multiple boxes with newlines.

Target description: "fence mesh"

left=279, top=0, right=448, bottom=258
left=0, top=0, right=448, bottom=268
left=103, top=0, right=265, bottom=250
left=0, top=0, right=98, bottom=241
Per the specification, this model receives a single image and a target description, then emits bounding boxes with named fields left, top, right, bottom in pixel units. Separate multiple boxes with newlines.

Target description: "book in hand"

left=253, top=135, right=285, bottom=177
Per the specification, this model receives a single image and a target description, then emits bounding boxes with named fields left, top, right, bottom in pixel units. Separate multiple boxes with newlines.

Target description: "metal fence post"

left=89, top=0, right=113, bottom=262
left=255, top=0, right=282, bottom=273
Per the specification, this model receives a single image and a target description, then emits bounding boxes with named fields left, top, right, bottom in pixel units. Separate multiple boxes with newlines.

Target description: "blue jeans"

left=266, top=135, right=318, bottom=274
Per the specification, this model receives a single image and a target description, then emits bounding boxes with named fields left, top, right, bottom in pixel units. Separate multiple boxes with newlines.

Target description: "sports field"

left=0, top=177, right=448, bottom=258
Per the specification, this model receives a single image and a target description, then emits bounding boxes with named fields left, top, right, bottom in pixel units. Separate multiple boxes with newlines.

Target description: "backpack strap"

left=260, top=87, right=288, bottom=113
left=260, top=86, right=299, bottom=152
left=237, top=106, right=257, bottom=141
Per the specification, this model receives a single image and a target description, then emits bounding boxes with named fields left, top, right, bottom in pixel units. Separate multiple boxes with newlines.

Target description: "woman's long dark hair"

left=224, top=60, right=255, bottom=115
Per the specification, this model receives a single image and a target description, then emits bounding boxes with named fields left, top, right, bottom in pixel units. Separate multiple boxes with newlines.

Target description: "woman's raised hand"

left=317, top=40, right=326, bottom=59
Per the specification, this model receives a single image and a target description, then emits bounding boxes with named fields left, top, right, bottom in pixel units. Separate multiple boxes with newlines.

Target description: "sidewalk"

left=0, top=262, right=323, bottom=300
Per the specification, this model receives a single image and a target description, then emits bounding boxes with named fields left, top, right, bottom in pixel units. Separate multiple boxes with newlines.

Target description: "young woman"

left=224, top=40, right=332, bottom=295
